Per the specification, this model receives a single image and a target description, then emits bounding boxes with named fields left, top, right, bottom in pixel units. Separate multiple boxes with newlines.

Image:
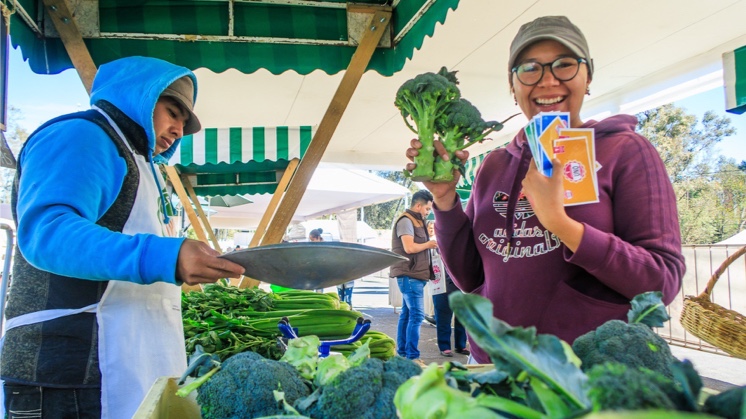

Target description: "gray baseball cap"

left=161, top=76, right=202, bottom=136
left=508, top=16, right=593, bottom=78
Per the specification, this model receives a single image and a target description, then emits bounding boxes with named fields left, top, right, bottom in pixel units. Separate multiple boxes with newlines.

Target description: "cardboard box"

left=132, top=377, right=201, bottom=419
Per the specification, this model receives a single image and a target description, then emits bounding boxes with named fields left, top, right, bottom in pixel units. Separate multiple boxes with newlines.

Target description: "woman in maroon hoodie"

left=406, top=16, right=685, bottom=364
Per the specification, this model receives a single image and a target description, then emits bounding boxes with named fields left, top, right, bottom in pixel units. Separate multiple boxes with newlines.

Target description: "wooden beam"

left=182, top=175, right=222, bottom=253
left=163, top=166, right=204, bottom=292
left=164, top=166, right=208, bottom=244
left=239, top=158, right=300, bottom=289
left=249, top=158, right=299, bottom=248
left=42, top=0, right=97, bottom=94
left=260, top=7, right=391, bottom=245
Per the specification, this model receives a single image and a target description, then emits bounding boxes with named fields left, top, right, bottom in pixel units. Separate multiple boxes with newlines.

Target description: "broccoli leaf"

left=671, top=359, right=703, bottom=412
left=281, top=335, right=320, bottom=380
left=449, top=293, right=590, bottom=412
left=627, top=291, right=670, bottom=327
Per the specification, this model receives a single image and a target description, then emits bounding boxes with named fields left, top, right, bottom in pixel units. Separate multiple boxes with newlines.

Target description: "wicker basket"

left=680, top=245, right=746, bottom=359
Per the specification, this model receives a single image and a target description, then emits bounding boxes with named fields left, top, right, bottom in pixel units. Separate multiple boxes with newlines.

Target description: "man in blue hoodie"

left=0, top=56, right=245, bottom=418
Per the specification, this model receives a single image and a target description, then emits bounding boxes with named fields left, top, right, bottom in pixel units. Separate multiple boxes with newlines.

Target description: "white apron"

left=1, top=110, right=186, bottom=418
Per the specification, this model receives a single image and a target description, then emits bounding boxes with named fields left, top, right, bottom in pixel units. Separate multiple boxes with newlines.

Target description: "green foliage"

left=361, top=171, right=418, bottom=230
left=1, top=107, right=29, bottom=203
left=637, top=104, right=743, bottom=243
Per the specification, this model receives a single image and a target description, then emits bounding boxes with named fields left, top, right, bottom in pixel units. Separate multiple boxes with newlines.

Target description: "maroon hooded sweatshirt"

left=434, top=114, right=685, bottom=364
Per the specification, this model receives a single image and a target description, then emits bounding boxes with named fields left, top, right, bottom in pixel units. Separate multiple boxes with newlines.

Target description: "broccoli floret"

left=703, top=385, right=746, bottom=419
left=196, top=351, right=311, bottom=419
left=572, top=319, right=676, bottom=379
left=432, top=98, right=504, bottom=182
left=586, top=362, right=677, bottom=411
left=295, top=356, right=422, bottom=419
left=395, top=67, right=460, bottom=182
left=366, top=357, right=424, bottom=419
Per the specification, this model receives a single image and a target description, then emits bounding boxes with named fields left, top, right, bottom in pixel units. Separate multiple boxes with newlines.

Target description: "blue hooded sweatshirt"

left=14, top=57, right=197, bottom=285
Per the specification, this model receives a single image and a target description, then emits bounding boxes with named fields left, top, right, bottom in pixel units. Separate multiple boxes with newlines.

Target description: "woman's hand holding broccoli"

left=405, top=137, right=468, bottom=211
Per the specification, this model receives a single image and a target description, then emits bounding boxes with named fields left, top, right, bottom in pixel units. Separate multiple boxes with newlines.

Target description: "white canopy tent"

left=201, top=167, right=409, bottom=229
left=716, top=230, right=746, bottom=245
left=193, top=0, right=746, bottom=171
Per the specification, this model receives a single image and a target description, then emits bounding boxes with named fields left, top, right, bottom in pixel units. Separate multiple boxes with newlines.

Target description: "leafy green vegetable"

left=449, top=292, right=590, bottom=413
left=281, top=335, right=320, bottom=380
left=627, top=291, right=671, bottom=327
left=394, top=362, right=507, bottom=419
left=315, top=354, right=350, bottom=387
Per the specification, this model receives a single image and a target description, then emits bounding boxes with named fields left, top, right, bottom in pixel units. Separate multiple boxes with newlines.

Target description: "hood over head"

left=90, top=56, right=200, bottom=162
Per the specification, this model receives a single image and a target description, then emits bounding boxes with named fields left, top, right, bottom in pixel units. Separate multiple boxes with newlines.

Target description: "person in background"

left=427, top=220, right=468, bottom=358
left=1, top=56, right=245, bottom=417
left=390, top=190, right=437, bottom=366
left=407, top=16, right=684, bottom=364
left=337, top=280, right=355, bottom=308
left=308, top=228, right=325, bottom=293
left=309, top=228, right=324, bottom=242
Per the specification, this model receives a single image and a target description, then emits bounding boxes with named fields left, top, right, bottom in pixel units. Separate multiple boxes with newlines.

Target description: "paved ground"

left=326, top=275, right=746, bottom=391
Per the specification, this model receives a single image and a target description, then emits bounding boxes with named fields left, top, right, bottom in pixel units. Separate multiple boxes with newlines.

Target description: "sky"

left=5, top=45, right=746, bottom=162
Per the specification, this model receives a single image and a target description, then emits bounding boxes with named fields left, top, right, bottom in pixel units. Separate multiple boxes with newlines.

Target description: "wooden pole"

left=182, top=175, right=222, bottom=252
left=238, top=158, right=300, bottom=289
left=164, top=166, right=208, bottom=244
left=261, top=7, right=391, bottom=245
left=42, top=0, right=97, bottom=94
left=249, top=158, right=299, bottom=248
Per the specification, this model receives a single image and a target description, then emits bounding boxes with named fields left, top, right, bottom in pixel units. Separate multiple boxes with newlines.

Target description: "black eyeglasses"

left=512, top=57, right=587, bottom=86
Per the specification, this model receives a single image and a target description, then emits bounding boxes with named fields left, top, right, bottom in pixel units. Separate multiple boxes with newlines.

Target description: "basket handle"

left=698, top=245, right=746, bottom=299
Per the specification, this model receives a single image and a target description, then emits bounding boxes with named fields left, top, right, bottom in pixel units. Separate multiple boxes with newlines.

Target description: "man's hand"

left=176, top=239, right=245, bottom=285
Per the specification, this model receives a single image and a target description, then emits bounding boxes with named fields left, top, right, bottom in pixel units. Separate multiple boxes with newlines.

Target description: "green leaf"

left=449, top=293, right=590, bottom=411
left=627, top=291, right=670, bottom=327
left=529, top=376, right=571, bottom=418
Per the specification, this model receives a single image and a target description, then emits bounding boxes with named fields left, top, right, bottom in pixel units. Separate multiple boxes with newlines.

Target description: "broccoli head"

left=572, top=319, right=676, bottom=379
left=196, top=351, right=311, bottom=419
left=586, top=362, right=677, bottom=411
left=295, top=356, right=422, bottom=419
left=395, top=67, right=461, bottom=182
left=432, top=98, right=504, bottom=182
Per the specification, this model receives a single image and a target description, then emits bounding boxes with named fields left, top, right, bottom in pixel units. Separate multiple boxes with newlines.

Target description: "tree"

left=362, top=170, right=418, bottom=229
left=1, top=107, right=29, bottom=203
left=637, top=104, right=742, bottom=244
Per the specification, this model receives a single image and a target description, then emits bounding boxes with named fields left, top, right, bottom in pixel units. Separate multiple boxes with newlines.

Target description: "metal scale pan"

left=219, top=242, right=406, bottom=290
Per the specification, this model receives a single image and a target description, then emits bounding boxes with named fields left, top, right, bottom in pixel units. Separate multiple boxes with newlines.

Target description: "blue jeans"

left=337, top=285, right=353, bottom=307
left=3, top=384, right=101, bottom=418
left=433, top=290, right=467, bottom=352
left=396, top=276, right=427, bottom=359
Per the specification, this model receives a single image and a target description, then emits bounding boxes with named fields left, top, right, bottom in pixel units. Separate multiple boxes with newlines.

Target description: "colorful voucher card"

left=553, top=135, right=599, bottom=206
left=526, top=112, right=571, bottom=177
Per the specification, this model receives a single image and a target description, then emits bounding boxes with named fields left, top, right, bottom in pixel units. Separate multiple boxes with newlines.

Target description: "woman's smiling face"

left=511, top=39, right=590, bottom=128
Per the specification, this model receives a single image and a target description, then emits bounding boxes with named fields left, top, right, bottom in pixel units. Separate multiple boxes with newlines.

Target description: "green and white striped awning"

left=170, top=125, right=313, bottom=196
left=724, top=45, right=746, bottom=114
left=456, top=151, right=487, bottom=200
left=9, top=0, right=459, bottom=76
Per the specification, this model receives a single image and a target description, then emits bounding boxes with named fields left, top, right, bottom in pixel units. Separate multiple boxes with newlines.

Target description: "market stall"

left=6, top=0, right=460, bottom=254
